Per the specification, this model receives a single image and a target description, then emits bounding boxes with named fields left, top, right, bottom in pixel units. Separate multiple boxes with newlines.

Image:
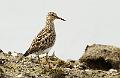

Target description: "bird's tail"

left=16, top=51, right=29, bottom=63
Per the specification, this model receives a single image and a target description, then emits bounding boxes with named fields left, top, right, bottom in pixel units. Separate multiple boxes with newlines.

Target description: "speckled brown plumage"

left=17, top=12, right=65, bottom=63
left=23, top=27, right=56, bottom=56
left=23, top=12, right=66, bottom=57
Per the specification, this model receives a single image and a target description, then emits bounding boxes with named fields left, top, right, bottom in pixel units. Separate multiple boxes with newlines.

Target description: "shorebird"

left=18, top=12, right=66, bottom=64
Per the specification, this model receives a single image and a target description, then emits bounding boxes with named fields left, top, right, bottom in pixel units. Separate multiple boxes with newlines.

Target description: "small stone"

left=0, top=49, right=3, bottom=53
left=11, top=52, right=18, bottom=57
left=16, top=73, right=23, bottom=78
left=0, top=59, right=6, bottom=65
left=8, top=51, right=12, bottom=55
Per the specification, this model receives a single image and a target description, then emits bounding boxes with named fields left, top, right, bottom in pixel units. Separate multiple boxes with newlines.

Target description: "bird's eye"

left=51, top=14, right=54, bottom=16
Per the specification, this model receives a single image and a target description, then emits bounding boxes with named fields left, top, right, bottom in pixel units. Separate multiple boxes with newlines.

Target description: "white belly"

left=28, top=47, right=52, bottom=58
left=37, top=47, right=52, bottom=55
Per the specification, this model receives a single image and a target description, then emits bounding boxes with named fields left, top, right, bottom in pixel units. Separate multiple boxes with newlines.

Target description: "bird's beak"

left=56, top=16, right=66, bottom=21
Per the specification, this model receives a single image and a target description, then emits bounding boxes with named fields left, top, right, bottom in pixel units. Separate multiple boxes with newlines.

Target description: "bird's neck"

left=45, top=20, right=55, bottom=31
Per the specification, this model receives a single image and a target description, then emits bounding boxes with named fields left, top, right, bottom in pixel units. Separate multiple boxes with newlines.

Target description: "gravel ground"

left=0, top=44, right=120, bottom=78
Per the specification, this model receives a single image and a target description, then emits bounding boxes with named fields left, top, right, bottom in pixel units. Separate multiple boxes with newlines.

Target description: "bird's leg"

left=37, top=55, right=44, bottom=69
left=46, top=52, right=51, bottom=69
left=46, top=52, right=48, bottom=63
left=51, top=51, right=56, bottom=58
left=37, top=54, right=41, bottom=65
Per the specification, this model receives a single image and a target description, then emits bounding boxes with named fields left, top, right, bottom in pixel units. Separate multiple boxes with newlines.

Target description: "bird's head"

left=46, top=12, right=66, bottom=21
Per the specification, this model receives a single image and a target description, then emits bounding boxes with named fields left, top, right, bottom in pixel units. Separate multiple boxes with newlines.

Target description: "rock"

left=79, top=44, right=120, bottom=71
left=8, top=51, right=12, bottom=55
left=1, top=44, right=120, bottom=78
left=16, top=73, right=23, bottom=78
left=0, top=49, right=3, bottom=53
left=49, top=68, right=65, bottom=78
left=0, top=59, right=6, bottom=65
left=11, top=52, right=18, bottom=57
